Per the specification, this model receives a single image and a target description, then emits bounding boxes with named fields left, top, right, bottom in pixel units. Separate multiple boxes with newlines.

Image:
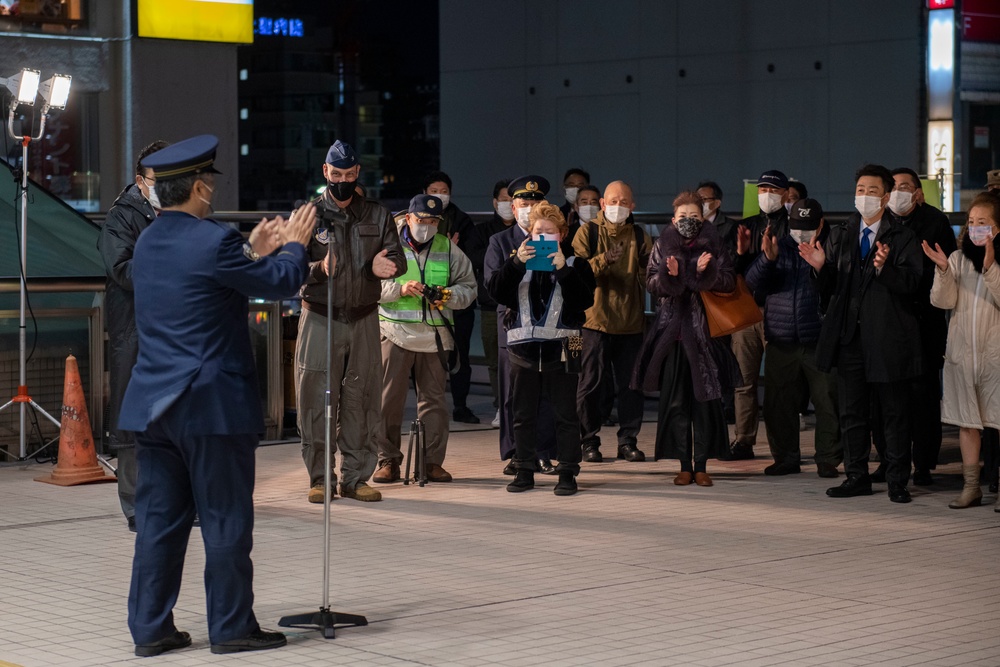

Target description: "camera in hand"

left=422, top=284, right=451, bottom=304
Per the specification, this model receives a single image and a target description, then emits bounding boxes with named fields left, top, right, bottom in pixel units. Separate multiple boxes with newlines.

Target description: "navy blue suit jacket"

left=119, top=211, right=308, bottom=436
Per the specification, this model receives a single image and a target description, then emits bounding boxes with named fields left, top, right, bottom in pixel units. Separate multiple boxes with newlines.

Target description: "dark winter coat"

left=745, top=234, right=824, bottom=345
left=97, top=184, right=155, bottom=449
left=632, top=222, right=737, bottom=401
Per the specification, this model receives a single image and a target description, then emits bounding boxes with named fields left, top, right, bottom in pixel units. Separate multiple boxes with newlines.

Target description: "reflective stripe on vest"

left=378, top=234, right=452, bottom=325
left=506, top=257, right=580, bottom=344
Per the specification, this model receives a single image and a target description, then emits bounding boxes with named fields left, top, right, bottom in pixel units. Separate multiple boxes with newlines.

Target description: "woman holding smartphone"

left=489, top=201, right=595, bottom=495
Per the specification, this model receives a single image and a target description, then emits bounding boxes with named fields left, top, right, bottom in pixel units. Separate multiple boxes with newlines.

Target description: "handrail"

left=0, top=278, right=106, bottom=293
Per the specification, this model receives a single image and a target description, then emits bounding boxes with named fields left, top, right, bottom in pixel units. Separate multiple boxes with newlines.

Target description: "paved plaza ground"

left=2, top=399, right=999, bottom=667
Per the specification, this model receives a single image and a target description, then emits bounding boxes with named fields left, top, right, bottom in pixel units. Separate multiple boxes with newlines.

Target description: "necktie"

left=860, top=228, right=872, bottom=261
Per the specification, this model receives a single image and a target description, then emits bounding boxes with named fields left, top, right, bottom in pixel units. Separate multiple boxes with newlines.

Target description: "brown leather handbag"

left=700, top=276, right=763, bottom=337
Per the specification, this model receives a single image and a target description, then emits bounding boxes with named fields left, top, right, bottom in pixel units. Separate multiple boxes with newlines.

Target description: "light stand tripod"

left=279, top=204, right=367, bottom=639
left=0, top=97, right=63, bottom=461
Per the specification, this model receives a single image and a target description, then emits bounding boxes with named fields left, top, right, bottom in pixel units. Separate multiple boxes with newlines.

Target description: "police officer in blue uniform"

left=118, top=135, right=316, bottom=657
left=483, top=175, right=561, bottom=472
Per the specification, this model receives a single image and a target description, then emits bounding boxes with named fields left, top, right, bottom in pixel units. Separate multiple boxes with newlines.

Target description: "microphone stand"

left=279, top=202, right=367, bottom=638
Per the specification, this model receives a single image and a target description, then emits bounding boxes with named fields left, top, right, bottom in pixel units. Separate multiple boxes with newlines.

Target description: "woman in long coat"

left=633, top=191, right=737, bottom=486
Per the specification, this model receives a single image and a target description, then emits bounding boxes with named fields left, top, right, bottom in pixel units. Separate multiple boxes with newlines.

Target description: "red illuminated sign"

left=929, top=0, right=954, bottom=8
left=963, top=0, right=1000, bottom=43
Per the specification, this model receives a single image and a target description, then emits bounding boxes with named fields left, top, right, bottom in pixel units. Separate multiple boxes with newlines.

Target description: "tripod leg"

left=417, top=419, right=426, bottom=487
left=404, top=421, right=415, bottom=485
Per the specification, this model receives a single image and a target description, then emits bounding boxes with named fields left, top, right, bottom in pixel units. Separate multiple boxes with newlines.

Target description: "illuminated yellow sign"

left=138, top=0, right=254, bottom=44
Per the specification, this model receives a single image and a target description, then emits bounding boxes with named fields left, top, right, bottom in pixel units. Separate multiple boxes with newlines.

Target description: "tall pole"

left=18, top=134, right=29, bottom=458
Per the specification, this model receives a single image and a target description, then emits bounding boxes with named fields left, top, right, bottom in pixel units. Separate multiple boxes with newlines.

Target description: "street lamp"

left=0, top=68, right=74, bottom=461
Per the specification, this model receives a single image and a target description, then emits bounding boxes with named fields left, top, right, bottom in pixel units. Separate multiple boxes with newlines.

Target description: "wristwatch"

left=243, top=242, right=261, bottom=261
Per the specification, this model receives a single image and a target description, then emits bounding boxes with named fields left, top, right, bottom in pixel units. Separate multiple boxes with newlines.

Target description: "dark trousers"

left=578, top=329, right=644, bottom=449
left=480, top=309, right=499, bottom=407
left=763, top=342, right=841, bottom=466
left=449, top=306, right=476, bottom=409
left=128, top=421, right=258, bottom=646
left=510, top=361, right=582, bottom=473
left=498, top=317, right=555, bottom=460
left=117, top=445, right=137, bottom=519
left=872, top=368, right=941, bottom=471
left=836, top=335, right=912, bottom=485
left=655, top=342, right=728, bottom=463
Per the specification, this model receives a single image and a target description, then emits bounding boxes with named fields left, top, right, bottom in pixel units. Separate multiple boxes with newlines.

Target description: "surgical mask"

left=432, top=193, right=450, bottom=209
left=328, top=180, right=356, bottom=201
left=564, top=187, right=579, bottom=204
left=497, top=201, right=514, bottom=221
left=968, top=225, right=994, bottom=247
left=855, top=195, right=883, bottom=219
left=702, top=202, right=714, bottom=218
left=789, top=229, right=814, bottom=245
left=410, top=223, right=437, bottom=244
left=675, top=217, right=703, bottom=239
left=784, top=201, right=793, bottom=213
left=604, top=205, right=629, bottom=224
left=515, top=205, right=531, bottom=230
left=888, top=190, right=914, bottom=216
left=146, top=184, right=161, bottom=209
left=578, top=204, right=598, bottom=222
left=758, top=192, right=784, bottom=215
left=198, top=183, right=214, bottom=214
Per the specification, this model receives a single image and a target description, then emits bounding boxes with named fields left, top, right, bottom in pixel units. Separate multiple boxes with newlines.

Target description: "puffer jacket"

left=745, top=234, right=823, bottom=345
left=300, top=191, right=406, bottom=319
left=930, top=248, right=1000, bottom=429
left=570, top=213, right=652, bottom=335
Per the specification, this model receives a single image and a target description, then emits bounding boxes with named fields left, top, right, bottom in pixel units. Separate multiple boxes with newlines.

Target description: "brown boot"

left=372, top=460, right=400, bottom=484
left=948, top=464, right=983, bottom=509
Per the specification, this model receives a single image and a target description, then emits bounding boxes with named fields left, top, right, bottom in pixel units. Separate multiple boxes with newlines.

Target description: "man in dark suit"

left=119, top=135, right=315, bottom=656
left=802, top=164, right=924, bottom=504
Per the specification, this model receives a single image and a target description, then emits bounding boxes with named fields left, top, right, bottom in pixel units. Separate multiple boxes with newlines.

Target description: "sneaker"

left=553, top=470, right=578, bottom=496
left=340, top=482, right=382, bottom=502
left=210, top=629, right=287, bottom=654
left=452, top=406, right=480, bottom=424
left=373, top=460, right=401, bottom=484
left=491, top=409, right=500, bottom=429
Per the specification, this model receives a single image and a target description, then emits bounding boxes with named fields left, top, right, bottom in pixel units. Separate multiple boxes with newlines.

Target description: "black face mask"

left=675, top=217, right=703, bottom=239
left=328, top=180, right=356, bottom=201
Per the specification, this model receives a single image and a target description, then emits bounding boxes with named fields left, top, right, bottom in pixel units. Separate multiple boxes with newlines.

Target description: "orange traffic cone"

left=35, top=355, right=116, bottom=486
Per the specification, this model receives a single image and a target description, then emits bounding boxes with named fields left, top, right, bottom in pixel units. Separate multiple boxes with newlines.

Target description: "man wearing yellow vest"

left=373, top=194, right=477, bottom=483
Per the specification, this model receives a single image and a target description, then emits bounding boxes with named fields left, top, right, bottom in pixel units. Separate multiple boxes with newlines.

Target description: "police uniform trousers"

left=296, top=306, right=380, bottom=489
left=509, top=355, right=582, bottom=473
left=655, top=341, right=729, bottom=462
left=497, top=315, right=556, bottom=460
left=763, top=341, right=842, bottom=466
left=448, top=306, right=476, bottom=410
left=480, top=309, right=500, bottom=406
left=731, top=319, right=765, bottom=446
left=577, top=329, right=644, bottom=450
left=377, top=337, right=448, bottom=466
left=836, top=331, right=912, bottom=485
left=128, top=417, right=258, bottom=646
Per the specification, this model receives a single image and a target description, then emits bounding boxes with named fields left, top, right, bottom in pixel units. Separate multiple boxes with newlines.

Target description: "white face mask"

left=564, top=187, right=579, bottom=204
left=496, top=200, right=514, bottom=221
left=431, top=193, right=450, bottom=209
left=604, top=205, right=629, bottom=224
left=784, top=201, right=793, bottom=213
left=788, top=229, right=814, bottom=245
left=146, top=184, right=161, bottom=209
left=758, top=192, right=784, bottom=215
left=968, top=225, right=993, bottom=247
left=702, top=202, right=715, bottom=218
left=578, top=204, right=598, bottom=222
left=410, top=223, right=437, bottom=244
left=198, top=183, right=214, bottom=214
left=887, top=190, right=914, bottom=216
left=855, top=195, right=883, bottom=220
left=515, top=205, right=532, bottom=230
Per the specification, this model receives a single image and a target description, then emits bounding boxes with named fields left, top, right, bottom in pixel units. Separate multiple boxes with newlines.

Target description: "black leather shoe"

left=617, top=443, right=646, bottom=462
left=537, top=458, right=557, bottom=475
left=888, top=484, right=912, bottom=504
left=912, top=469, right=933, bottom=486
left=210, top=629, right=287, bottom=654
left=127, top=516, right=136, bottom=533
left=553, top=470, right=578, bottom=496
left=722, top=441, right=755, bottom=461
left=452, top=407, right=480, bottom=424
left=582, top=446, right=603, bottom=463
left=506, top=469, right=535, bottom=492
left=764, top=461, right=801, bottom=476
left=826, top=476, right=874, bottom=498
left=502, top=461, right=516, bottom=476
left=135, top=630, right=192, bottom=657
left=816, top=463, right=840, bottom=479
left=870, top=465, right=886, bottom=483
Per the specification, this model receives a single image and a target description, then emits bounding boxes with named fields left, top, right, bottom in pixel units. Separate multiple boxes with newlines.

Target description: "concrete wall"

left=440, top=0, right=925, bottom=213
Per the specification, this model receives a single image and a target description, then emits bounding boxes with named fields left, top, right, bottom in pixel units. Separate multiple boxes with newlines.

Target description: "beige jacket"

left=571, top=213, right=652, bottom=335
left=930, top=251, right=1000, bottom=429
